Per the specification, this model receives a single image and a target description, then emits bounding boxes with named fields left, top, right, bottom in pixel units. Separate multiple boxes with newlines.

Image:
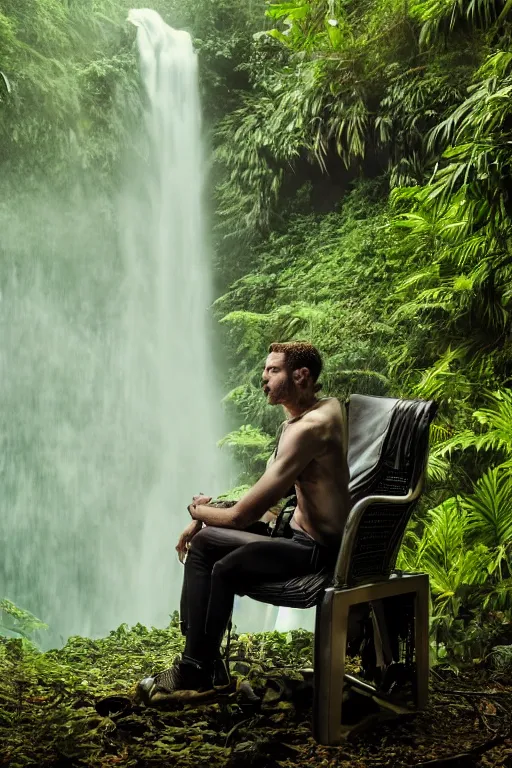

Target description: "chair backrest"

left=335, top=395, right=437, bottom=587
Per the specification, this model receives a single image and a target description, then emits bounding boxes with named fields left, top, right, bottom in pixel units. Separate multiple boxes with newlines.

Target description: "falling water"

left=0, top=9, right=230, bottom=645
left=123, top=8, right=231, bottom=626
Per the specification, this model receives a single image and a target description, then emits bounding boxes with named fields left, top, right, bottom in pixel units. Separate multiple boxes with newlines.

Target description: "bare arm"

left=191, top=422, right=324, bottom=529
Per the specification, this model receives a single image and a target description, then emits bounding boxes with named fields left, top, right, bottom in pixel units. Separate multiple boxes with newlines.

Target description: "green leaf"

left=265, top=2, right=310, bottom=21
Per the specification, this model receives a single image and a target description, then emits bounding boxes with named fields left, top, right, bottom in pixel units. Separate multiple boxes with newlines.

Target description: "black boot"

left=136, top=655, right=232, bottom=706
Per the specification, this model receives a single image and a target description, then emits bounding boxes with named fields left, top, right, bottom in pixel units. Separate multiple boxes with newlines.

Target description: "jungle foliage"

left=1, top=618, right=510, bottom=767
left=0, top=0, right=511, bottom=664
left=212, top=0, right=512, bottom=662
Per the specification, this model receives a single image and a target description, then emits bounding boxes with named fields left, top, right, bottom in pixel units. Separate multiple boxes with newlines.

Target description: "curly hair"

left=268, top=341, right=323, bottom=383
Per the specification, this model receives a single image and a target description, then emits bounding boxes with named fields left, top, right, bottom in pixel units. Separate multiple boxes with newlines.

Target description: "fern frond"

left=462, top=466, right=512, bottom=549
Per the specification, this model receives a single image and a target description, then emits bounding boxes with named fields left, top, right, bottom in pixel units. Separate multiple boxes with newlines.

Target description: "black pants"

left=180, top=525, right=337, bottom=664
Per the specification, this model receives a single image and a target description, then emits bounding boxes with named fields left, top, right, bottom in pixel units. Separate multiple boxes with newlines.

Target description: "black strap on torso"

left=270, top=494, right=297, bottom=538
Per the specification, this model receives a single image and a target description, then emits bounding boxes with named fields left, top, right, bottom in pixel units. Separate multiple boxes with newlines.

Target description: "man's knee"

left=188, top=526, right=215, bottom=554
left=188, top=525, right=239, bottom=556
left=189, top=525, right=262, bottom=553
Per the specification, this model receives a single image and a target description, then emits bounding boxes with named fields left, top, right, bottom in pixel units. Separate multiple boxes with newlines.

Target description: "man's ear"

left=293, top=367, right=310, bottom=385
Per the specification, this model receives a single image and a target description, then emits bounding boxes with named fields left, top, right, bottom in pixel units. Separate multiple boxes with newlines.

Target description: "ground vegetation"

left=0, top=616, right=510, bottom=767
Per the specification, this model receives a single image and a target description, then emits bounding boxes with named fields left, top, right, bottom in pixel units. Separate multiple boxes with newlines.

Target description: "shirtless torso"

left=273, top=397, right=350, bottom=547
left=185, top=352, right=351, bottom=549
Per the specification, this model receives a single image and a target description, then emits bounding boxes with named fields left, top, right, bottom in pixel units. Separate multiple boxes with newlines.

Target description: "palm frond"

left=462, top=466, right=512, bottom=549
left=473, top=390, right=512, bottom=454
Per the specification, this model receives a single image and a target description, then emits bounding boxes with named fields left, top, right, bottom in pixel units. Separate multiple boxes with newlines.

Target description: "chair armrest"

left=333, top=472, right=425, bottom=588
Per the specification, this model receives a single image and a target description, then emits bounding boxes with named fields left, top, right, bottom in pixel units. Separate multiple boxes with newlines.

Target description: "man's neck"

left=284, top=395, right=320, bottom=420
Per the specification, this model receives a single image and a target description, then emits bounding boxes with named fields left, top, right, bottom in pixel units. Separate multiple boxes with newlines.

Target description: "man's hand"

left=187, top=494, right=212, bottom=519
left=176, top=520, right=202, bottom=563
left=192, top=494, right=212, bottom=507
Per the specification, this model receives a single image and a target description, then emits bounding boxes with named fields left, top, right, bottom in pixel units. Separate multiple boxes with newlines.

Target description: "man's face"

left=262, top=352, right=292, bottom=405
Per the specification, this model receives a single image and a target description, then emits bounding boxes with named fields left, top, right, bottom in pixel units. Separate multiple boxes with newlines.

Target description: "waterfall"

left=123, top=8, right=231, bottom=628
left=0, top=9, right=230, bottom=645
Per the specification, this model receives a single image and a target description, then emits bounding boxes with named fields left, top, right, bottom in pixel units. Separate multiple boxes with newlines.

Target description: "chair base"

left=344, top=673, right=415, bottom=714
left=301, top=666, right=417, bottom=740
left=313, top=573, right=430, bottom=745
left=338, top=690, right=417, bottom=740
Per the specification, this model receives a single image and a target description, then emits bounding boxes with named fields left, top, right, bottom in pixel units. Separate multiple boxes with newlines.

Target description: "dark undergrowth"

left=1, top=621, right=510, bottom=768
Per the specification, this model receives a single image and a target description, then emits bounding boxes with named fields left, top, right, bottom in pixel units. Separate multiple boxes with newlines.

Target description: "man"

left=137, top=341, right=350, bottom=704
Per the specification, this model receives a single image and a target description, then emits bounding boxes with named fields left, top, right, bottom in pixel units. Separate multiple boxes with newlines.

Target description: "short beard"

left=267, top=378, right=292, bottom=404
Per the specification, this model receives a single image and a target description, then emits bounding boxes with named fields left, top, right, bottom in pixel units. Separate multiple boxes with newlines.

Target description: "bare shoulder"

left=278, top=415, right=324, bottom=457
left=302, top=398, right=345, bottom=430
left=287, top=399, right=344, bottom=443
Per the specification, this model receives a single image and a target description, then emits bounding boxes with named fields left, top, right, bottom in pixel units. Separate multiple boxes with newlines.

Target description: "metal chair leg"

left=313, top=574, right=430, bottom=743
left=313, top=588, right=350, bottom=745
left=414, top=574, right=430, bottom=709
left=313, top=591, right=333, bottom=743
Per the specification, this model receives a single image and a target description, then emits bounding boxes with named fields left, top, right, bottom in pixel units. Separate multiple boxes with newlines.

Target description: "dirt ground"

left=0, top=625, right=510, bottom=767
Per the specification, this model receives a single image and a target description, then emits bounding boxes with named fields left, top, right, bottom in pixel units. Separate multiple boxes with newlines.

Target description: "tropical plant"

left=399, top=501, right=504, bottom=657
left=463, top=467, right=512, bottom=557
left=0, top=599, right=48, bottom=641
left=410, top=0, right=512, bottom=47
left=219, top=424, right=275, bottom=484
